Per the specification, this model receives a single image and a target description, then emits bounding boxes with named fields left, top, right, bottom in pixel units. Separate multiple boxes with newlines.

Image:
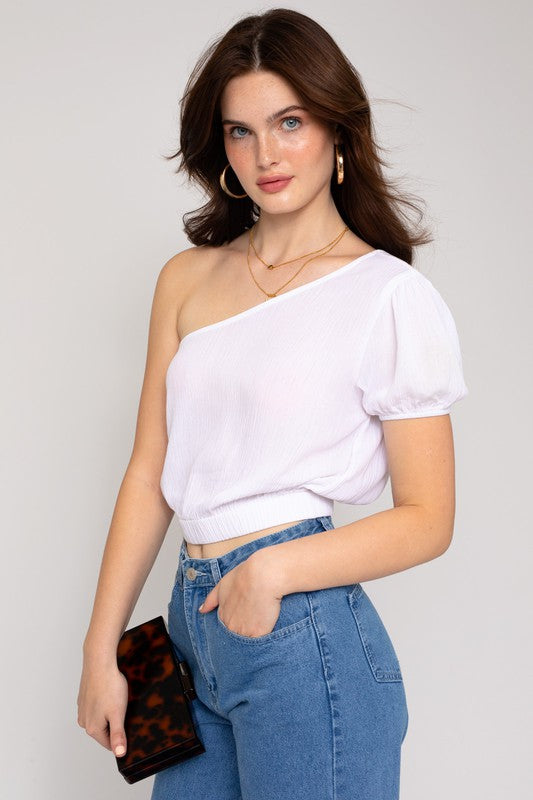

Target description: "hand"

left=199, top=548, right=286, bottom=638
left=77, top=657, right=129, bottom=758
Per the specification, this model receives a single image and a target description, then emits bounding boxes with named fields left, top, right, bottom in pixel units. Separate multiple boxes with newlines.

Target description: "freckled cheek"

left=279, top=133, right=333, bottom=167
left=226, top=142, right=254, bottom=176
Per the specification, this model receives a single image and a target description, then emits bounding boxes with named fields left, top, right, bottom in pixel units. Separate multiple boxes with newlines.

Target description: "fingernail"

left=198, top=603, right=204, bottom=612
left=115, top=745, right=126, bottom=756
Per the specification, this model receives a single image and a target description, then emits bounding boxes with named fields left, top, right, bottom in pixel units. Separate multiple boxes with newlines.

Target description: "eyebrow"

left=221, top=105, right=307, bottom=127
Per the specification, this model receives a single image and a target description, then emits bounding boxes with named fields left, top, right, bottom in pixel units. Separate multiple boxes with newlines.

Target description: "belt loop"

left=210, top=559, right=222, bottom=584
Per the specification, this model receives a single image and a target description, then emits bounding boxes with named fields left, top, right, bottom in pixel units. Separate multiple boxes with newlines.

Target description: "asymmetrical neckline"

left=178, top=249, right=383, bottom=347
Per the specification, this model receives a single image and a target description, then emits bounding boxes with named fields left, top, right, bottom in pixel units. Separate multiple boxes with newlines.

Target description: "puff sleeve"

left=357, top=271, right=469, bottom=420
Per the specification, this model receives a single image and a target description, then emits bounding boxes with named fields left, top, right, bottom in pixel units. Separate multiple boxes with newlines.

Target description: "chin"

left=254, top=195, right=305, bottom=215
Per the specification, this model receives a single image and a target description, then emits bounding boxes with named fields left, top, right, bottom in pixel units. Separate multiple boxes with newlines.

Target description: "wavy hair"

left=164, top=8, right=433, bottom=264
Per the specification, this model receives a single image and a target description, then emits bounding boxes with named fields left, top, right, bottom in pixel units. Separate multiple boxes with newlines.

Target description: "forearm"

left=82, top=466, right=174, bottom=665
left=263, top=505, right=452, bottom=595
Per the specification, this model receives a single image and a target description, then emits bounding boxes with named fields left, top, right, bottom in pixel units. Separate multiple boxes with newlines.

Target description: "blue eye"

left=282, top=117, right=301, bottom=130
left=229, top=126, right=248, bottom=139
left=227, top=117, right=302, bottom=140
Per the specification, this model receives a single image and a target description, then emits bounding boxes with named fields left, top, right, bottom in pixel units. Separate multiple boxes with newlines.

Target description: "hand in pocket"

left=199, top=548, right=285, bottom=638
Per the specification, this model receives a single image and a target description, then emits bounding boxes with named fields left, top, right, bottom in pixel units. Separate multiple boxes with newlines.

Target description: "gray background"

left=1, top=0, right=531, bottom=797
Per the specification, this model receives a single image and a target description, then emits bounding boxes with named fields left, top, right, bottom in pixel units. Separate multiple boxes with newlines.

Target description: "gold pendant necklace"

left=249, top=222, right=348, bottom=270
left=246, top=225, right=349, bottom=299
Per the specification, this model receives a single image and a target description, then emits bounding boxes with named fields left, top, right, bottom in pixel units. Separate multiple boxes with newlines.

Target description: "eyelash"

left=227, top=116, right=302, bottom=140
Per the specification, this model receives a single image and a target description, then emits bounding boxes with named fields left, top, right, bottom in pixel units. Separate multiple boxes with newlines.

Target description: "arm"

left=77, top=249, right=193, bottom=755
left=198, top=271, right=467, bottom=634
left=260, top=413, right=457, bottom=594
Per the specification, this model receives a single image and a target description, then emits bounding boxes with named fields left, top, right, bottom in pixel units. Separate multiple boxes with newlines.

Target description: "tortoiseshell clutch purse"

left=115, top=616, right=205, bottom=784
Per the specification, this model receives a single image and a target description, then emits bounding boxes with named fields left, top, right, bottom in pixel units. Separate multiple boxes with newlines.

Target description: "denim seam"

left=182, top=588, right=219, bottom=699
left=347, top=592, right=403, bottom=683
left=309, top=594, right=341, bottom=800
left=199, top=566, right=225, bottom=714
left=193, top=601, right=223, bottom=712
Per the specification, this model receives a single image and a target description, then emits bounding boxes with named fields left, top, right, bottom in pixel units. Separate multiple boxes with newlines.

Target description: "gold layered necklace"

left=247, top=223, right=350, bottom=299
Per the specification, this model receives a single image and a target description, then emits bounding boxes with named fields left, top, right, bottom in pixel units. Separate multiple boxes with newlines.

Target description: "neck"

left=252, top=191, right=347, bottom=263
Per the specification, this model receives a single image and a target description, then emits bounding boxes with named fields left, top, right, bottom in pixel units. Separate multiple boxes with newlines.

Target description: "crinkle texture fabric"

left=357, top=266, right=468, bottom=420
left=160, top=249, right=469, bottom=543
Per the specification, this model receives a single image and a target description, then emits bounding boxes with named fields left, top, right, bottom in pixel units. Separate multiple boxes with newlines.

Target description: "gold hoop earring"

left=220, top=163, right=248, bottom=198
left=335, top=144, right=344, bottom=185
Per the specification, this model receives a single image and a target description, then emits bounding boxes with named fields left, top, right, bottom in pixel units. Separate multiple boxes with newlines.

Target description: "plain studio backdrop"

left=1, top=1, right=531, bottom=797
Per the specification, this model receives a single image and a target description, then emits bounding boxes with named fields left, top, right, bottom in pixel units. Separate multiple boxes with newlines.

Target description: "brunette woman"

left=78, top=9, right=468, bottom=799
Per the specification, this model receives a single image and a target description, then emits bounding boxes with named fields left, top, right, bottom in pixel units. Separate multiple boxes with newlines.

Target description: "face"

left=219, top=70, right=339, bottom=213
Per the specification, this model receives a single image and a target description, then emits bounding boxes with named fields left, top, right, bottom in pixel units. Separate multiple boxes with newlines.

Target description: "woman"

left=77, top=8, right=468, bottom=799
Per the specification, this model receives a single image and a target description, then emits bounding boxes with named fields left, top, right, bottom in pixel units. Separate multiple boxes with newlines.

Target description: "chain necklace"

left=246, top=224, right=350, bottom=299
left=249, top=222, right=348, bottom=270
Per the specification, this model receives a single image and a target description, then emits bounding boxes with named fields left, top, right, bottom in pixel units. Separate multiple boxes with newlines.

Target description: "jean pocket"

left=216, top=590, right=313, bottom=645
left=347, top=584, right=403, bottom=682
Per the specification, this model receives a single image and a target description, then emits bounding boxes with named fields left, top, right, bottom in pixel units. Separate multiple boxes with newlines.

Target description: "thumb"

left=199, top=586, right=219, bottom=613
left=109, top=713, right=127, bottom=758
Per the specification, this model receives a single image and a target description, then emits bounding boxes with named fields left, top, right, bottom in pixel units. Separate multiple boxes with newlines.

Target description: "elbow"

left=433, top=520, right=455, bottom=557
left=400, top=503, right=456, bottom=560
left=415, top=505, right=455, bottom=559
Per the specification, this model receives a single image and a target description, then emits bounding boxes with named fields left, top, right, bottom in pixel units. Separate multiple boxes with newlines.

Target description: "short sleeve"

left=357, top=271, right=469, bottom=420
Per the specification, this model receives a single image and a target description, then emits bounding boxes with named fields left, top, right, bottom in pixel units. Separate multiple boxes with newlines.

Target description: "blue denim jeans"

left=151, top=515, right=409, bottom=800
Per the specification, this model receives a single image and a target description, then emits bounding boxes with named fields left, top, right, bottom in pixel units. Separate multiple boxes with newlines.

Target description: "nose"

left=255, top=131, right=279, bottom=169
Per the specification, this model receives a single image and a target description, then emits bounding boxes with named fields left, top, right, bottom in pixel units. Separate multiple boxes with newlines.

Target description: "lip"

left=256, top=174, right=292, bottom=186
left=256, top=175, right=293, bottom=193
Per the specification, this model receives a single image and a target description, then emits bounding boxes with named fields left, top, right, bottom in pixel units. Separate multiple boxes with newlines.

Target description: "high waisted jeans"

left=151, top=515, right=409, bottom=800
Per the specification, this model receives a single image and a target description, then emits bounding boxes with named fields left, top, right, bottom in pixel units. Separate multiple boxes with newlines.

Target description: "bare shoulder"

left=160, top=244, right=219, bottom=288
left=153, top=245, right=219, bottom=322
left=162, top=236, right=247, bottom=279
left=162, top=242, right=240, bottom=342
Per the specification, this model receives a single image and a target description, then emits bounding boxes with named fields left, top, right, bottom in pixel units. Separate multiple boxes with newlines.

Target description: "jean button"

left=186, top=567, right=197, bottom=580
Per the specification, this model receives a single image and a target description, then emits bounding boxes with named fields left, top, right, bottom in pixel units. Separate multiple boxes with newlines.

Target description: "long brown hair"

left=164, top=8, right=433, bottom=264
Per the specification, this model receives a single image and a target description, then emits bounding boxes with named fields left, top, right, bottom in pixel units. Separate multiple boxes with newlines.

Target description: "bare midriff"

left=184, top=518, right=306, bottom=559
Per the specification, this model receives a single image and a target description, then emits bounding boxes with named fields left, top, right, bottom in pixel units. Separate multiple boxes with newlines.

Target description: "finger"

left=85, top=718, right=112, bottom=751
left=199, top=586, right=218, bottom=613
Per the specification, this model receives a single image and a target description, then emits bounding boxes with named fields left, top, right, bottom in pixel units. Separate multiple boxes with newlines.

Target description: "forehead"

left=220, top=70, right=301, bottom=115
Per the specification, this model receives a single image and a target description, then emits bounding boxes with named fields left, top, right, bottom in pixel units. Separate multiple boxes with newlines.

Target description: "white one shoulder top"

left=160, top=249, right=469, bottom=543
